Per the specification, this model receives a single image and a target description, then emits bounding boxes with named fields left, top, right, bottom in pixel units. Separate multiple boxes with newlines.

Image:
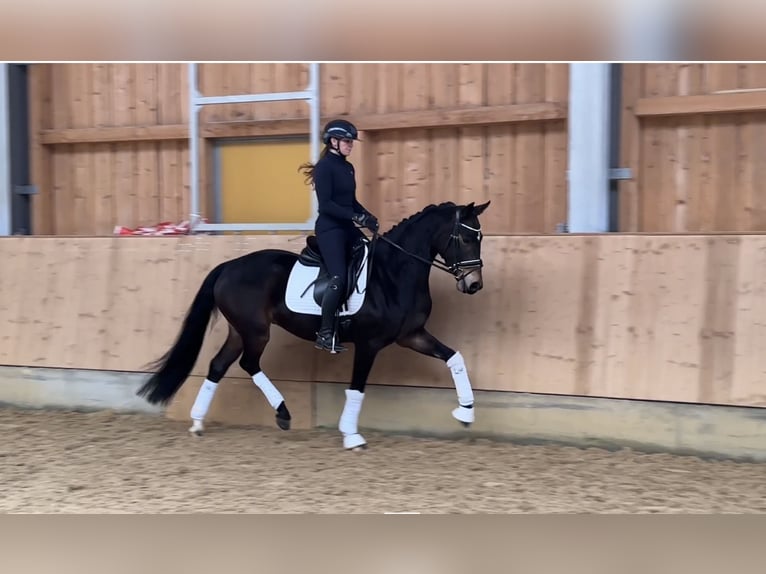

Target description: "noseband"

left=373, top=209, right=484, bottom=281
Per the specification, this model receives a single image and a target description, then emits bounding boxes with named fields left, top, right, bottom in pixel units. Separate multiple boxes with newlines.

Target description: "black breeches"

left=315, top=226, right=363, bottom=287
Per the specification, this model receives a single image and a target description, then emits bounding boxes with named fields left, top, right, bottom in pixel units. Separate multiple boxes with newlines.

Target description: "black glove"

left=352, top=212, right=379, bottom=232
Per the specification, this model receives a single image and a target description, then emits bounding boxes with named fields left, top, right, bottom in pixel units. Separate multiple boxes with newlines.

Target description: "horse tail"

left=136, top=262, right=227, bottom=405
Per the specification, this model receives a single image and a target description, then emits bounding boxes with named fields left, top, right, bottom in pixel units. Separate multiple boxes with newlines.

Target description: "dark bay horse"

left=136, top=200, right=490, bottom=449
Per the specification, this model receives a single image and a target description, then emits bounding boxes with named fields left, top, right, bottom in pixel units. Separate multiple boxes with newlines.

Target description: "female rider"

left=299, top=119, right=379, bottom=352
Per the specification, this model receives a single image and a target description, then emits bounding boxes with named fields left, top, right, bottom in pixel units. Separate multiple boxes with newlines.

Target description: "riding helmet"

left=322, top=119, right=360, bottom=144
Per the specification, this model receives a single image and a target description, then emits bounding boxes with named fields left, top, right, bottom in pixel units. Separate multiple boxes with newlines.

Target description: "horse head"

left=434, top=200, right=490, bottom=295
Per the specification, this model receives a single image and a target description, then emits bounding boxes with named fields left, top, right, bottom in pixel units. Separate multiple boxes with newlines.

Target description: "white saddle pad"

left=284, top=245, right=370, bottom=316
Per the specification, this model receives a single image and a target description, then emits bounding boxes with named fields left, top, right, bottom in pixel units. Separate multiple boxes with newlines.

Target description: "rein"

left=357, top=209, right=483, bottom=291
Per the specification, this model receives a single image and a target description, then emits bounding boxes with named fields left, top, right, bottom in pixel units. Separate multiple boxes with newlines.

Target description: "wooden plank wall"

left=28, top=63, right=569, bottom=236
left=2, top=234, right=766, bottom=409
left=619, top=63, right=766, bottom=232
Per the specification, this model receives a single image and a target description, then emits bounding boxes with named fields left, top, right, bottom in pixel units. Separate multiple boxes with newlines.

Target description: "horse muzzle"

left=457, top=269, right=483, bottom=294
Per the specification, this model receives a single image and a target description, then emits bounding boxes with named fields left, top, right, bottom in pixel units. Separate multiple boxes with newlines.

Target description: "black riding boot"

left=315, top=275, right=347, bottom=352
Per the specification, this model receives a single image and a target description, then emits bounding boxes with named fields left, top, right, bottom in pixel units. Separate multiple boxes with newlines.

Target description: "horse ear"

left=459, top=202, right=476, bottom=219
left=471, top=200, right=491, bottom=217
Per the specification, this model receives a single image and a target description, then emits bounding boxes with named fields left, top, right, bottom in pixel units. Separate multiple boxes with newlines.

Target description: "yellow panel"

left=218, top=138, right=312, bottom=226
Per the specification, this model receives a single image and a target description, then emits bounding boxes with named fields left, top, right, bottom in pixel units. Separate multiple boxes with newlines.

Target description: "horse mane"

left=382, top=201, right=457, bottom=243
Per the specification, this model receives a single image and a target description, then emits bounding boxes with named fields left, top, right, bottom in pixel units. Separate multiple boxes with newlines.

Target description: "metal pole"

left=0, top=64, right=10, bottom=236
left=188, top=62, right=200, bottom=224
left=567, top=63, right=611, bottom=233
left=308, top=62, right=320, bottom=222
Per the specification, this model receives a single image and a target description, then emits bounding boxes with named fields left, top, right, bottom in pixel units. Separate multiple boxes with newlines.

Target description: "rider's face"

left=337, top=137, right=354, bottom=156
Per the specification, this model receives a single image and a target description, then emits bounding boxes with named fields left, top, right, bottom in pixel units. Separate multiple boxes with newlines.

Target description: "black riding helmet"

left=322, top=119, right=360, bottom=145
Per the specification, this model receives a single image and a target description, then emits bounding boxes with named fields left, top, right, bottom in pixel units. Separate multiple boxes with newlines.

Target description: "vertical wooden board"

left=730, top=236, right=766, bottom=405
left=619, top=236, right=665, bottom=398
left=197, top=63, right=225, bottom=123
left=637, top=66, right=667, bottom=232
left=675, top=64, right=704, bottom=232
left=647, top=238, right=709, bottom=401
left=697, top=237, right=741, bottom=404
left=64, top=66, right=92, bottom=235
left=707, top=65, right=740, bottom=231
left=513, top=64, right=546, bottom=232
left=157, top=65, right=184, bottom=223
left=374, top=64, right=402, bottom=226
left=90, top=64, right=114, bottom=235
left=429, top=64, right=460, bottom=217
left=742, top=65, right=766, bottom=229
left=639, top=120, right=665, bottom=231
left=399, top=64, right=431, bottom=216
left=618, top=64, right=641, bottom=232
left=484, top=64, right=514, bottom=233
left=49, top=64, right=71, bottom=130
left=120, top=237, right=217, bottom=372
left=135, top=64, right=160, bottom=227
left=657, top=117, right=680, bottom=232
left=509, top=236, right=582, bottom=394
left=592, top=235, right=637, bottom=398
left=51, top=149, right=70, bottom=234
left=0, top=238, right=28, bottom=362
left=349, top=65, right=378, bottom=210
left=28, top=64, right=54, bottom=234
left=70, top=239, right=114, bottom=368
left=457, top=64, right=486, bottom=209
left=543, top=63, right=568, bottom=233
left=321, top=63, right=349, bottom=118
left=271, top=63, right=293, bottom=119
left=158, top=141, right=183, bottom=222
left=112, top=65, right=138, bottom=231
left=347, top=63, right=377, bottom=114
left=223, top=63, right=252, bottom=120
left=43, top=240, right=83, bottom=366
left=10, top=239, right=61, bottom=366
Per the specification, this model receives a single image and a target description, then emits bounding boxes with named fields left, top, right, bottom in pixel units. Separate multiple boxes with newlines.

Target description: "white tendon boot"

left=189, top=379, right=218, bottom=435
left=252, top=371, right=285, bottom=410
left=339, top=389, right=366, bottom=449
left=446, top=351, right=475, bottom=425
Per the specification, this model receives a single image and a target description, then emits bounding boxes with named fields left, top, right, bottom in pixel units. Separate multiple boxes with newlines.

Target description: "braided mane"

left=382, top=201, right=456, bottom=243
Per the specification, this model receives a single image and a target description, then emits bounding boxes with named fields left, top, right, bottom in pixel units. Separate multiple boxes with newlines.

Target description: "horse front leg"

left=396, top=328, right=475, bottom=426
left=340, top=343, right=381, bottom=450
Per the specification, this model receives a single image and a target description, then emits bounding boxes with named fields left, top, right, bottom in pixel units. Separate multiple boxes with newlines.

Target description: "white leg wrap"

left=252, top=371, right=284, bottom=410
left=339, top=389, right=365, bottom=436
left=446, top=351, right=474, bottom=406
left=190, top=379, right=218, bottom=422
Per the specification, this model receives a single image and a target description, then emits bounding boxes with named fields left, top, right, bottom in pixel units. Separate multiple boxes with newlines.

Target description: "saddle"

left=298, top=235, right=369, bottom=309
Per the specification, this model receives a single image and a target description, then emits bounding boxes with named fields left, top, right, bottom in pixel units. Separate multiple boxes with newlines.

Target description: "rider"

left=299, top=119, right=379, bottom=352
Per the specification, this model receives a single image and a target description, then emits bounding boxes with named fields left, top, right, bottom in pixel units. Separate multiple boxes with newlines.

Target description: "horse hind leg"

left=188, top=324, right=243, bottom=436
left=238, top=325, right=292, bottom=431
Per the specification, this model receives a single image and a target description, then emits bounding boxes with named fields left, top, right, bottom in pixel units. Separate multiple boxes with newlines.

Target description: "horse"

left=136, top=200, right=490, bottom=450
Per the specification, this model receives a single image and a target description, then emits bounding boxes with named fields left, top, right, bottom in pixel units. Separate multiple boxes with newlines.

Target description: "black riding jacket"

left=313, top=150, right=371, bottom=233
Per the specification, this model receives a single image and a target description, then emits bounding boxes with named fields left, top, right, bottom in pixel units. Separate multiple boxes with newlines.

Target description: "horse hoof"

left=343, top=433, right=367, bottom=450
left=188, top=421, right=204, bottom=436
left=276, top=416, right=291, bottom=431
left=460, top=421, right=471, bottom=428
left=452, top=405, right=475, bottom=426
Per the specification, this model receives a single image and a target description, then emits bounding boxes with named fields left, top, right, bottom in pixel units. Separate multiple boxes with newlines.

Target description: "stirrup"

left=315, top=331, right=347, bottom=353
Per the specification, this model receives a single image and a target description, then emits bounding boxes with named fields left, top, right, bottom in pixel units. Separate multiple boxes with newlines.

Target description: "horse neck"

left=375, top=210, right=448, bottom=285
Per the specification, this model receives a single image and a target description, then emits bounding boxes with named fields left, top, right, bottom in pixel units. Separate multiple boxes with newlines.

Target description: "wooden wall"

left=2, top=234, right=765, bottom=409
left=619, top=63, right=766, bottom=232
left=29, top=63, right=569, bottom=236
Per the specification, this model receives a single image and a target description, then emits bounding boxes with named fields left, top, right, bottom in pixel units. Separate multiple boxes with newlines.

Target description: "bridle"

left=364, top=208, right=484, bottom=284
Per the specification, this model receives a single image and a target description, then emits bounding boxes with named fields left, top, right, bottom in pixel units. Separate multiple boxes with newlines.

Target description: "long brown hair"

left=298, top=146, right=329, bottom=186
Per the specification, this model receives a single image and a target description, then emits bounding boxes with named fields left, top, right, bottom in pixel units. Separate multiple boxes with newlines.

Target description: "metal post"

left=188, top=62, right=322, bottom=233
left=567, top=63, right=611, bottom=233
left=0, top=63, right=10, bottom=236
left=308, top=62, right=320, bottom=224
left=188, top=63, right=200, bottom=224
